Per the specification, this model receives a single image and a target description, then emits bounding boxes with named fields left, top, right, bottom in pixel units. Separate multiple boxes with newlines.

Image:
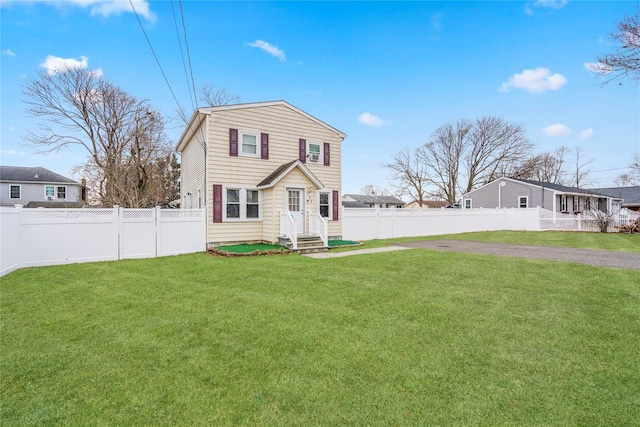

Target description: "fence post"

left=16, top=204, right=24, bottom=273
left=155, top=206, right=161, bottom=258
left=114, top=206, right=121, bottom=260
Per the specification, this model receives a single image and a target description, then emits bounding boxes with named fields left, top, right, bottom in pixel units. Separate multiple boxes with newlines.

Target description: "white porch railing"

left=309, top=212, right=328, bottom=247
left=279, top=212, right=298, bottom=250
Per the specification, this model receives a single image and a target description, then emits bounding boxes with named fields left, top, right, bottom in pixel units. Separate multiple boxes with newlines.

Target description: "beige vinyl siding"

left=180, top=120, right=207, bottom=210
left=205, top=103, right=343, bottom=244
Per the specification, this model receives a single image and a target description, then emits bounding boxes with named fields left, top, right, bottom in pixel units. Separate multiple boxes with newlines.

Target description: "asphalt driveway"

left=395, top=240, right=640, bottom=270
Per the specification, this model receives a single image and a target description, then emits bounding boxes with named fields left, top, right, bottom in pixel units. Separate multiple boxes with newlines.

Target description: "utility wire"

left=171, top=0, right=196, bottom=111
left=179, top=0, right=199, bottom=108
left=129, top=0, right=182, bottom=113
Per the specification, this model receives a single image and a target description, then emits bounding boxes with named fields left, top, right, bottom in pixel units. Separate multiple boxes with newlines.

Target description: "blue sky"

left=1, top=0, right=638, bottom=196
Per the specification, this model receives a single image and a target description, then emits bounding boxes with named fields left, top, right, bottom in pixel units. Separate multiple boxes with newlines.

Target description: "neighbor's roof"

left=176, top=100, right=346, bottom=152
left=590, top=186, right=640, bottom=207
left=0, top=166, right=78, bottom=184
left=343, top=194, right=406, bottom=205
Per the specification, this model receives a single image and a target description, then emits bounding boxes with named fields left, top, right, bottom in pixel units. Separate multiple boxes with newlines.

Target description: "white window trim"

left=306, top=141, right=323, bottom=163
left=10, top=184, right=21, bottom=199
left=316, top=190, right=333, bottom=219
left=464, top=198, right=472, bottom=209
left=239, top=130, right=259, bottom=157
left=518, top=196, right=528, bottom=208
left=222, top=186, right=262, bottom=221
left=57, top=186, right=67, bottom=200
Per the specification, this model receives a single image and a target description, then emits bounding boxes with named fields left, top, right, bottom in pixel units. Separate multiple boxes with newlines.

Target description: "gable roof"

left=256, top=160, right=324, bottom=189
left=176, top=100, right=346, bottom=152
left=0, top=166, right=78, bottom=184
left=343, top=194, right=406, bottom=205
left=590, top=186, right=640, bottom=207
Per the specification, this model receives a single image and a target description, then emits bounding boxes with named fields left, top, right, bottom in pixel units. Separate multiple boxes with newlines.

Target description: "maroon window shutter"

left=229, top=129, right=238, bottom=157
left=213, top=184, right=223, bottom=223
left=261, top=133, right=269, bottom=160
left=299, top=139, right=306, bottom=163
left=323, top=143, right=330, bottom=166
left=332, top=190, right=339, bottom=221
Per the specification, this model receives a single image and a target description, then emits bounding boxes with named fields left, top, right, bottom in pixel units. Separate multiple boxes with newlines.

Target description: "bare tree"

left=383, top=148, right=431, bottom=206
left=463, top=117, right=533, bottom=193
left=594, top=7, right=640, bottom=84
left=23, top=67, right=172, bottom=207
left=615, top=153, right=640, bottom=186
left=418, top=119, right=471, bottom=204
left=512, top=146, right=569, bottom=184
left=570, top=147, right=593, bottom=188
left=360, top=185, right=391, bottom=196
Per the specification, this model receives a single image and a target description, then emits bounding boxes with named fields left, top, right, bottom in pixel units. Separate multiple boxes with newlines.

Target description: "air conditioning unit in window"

left=47, top=196, right=53, bottom=200
left=310, top=153, right=320, bottom=162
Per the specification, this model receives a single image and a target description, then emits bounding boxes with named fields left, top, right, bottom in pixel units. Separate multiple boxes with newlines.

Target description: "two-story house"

left=176, top=101, right=346, bottom=250
left=0, top=165, right=85, bottom=207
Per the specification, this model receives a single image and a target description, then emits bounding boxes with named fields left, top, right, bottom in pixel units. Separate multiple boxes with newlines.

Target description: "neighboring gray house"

left=342, top=194, right=405, bottom=208
left=461, top=177, right=622, bottom=213
left=0, top=166, right=85, bottom=207
left=590, top=186, right=640, bottom=212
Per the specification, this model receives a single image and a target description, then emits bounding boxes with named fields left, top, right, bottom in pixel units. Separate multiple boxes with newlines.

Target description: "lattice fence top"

left=122, top=209, right=154, bottom=220
left=22, top=209, right=115, bottom=222
left=160, top=209, right=203, bottom=220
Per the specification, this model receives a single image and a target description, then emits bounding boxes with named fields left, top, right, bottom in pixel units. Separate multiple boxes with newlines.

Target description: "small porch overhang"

left=256, top=159, right=324, bottom=190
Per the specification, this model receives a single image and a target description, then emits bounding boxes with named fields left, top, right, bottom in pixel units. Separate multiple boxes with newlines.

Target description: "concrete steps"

left=279, top=235, right=328, bottom=254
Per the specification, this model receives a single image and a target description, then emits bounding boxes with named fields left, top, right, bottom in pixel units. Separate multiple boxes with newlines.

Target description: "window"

left=560, top=195, right=567, bottom=212
left=572, top=197, right=578, bottom=212
left=464, top=198, right=472, bottom=209
left=307, top=142, right=322, bottom=163
left=518, top=196, right=528, bottom=208
left=57, top=186, right=66, bottom=200
left=240, top=132, right=258, bottom=156
left=226, top=189, right=240, bottom=219
left=45, top=185, right=55, bottom=198
left=318, top=192, right=330, bottom=218
left=10, top=185, right=20, bottom=199
left=246, top=190, right=259, bottom=219
left=224, top=187, right=260, bottom=220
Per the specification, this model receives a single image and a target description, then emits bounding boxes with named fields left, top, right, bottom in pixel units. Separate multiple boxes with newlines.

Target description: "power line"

left=179, top=0, right=198, bottom=108
left=129, top=0, right=182, bottom=112
left=171, top=0, right=195, bottom=111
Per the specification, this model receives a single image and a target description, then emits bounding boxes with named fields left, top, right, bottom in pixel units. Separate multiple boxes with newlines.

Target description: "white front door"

left=287, top=188, right=305, bottom=234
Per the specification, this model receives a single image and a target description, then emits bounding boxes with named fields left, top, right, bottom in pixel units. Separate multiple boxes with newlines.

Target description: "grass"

left=1, top=232, right=639, bottom=425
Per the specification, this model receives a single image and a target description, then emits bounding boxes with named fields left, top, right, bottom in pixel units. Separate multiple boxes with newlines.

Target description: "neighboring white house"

left=405, top=200, right=448, bottom=209
left=461, top=177, right=622, bottom=213
left=0, top=166, right=85, bottom=207
left=176, top=100, right=346, bottom=249
left=342, top=194, right=405, bottom=208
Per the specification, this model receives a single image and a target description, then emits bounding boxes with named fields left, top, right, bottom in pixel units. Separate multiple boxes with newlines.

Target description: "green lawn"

left=2, top=232, right=639, bottom=425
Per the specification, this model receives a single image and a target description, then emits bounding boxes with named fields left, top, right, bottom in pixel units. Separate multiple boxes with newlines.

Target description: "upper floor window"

left=307, top=142, right=322, bottom=163
left=45, top=185, right=66, bottom=200
left=10, top=185, right=20, bottom=199
left=464, top=198, right=472, bottom=209
left=57, top=187, right=66, bottom=200
left=241, top=132, right=258, bottom=156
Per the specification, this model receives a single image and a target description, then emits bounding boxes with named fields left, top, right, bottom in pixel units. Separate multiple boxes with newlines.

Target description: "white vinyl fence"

left=342, top=207, right=541, bottom=241
left=0, top=206, right=206, bottom=277
left=539, top=208, right=640, bottom=232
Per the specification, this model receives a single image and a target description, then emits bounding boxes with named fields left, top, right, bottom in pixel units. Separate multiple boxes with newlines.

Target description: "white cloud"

left=0, top=150, right=26, bottom=156
left=525, top=0, right=567, bottom=15
left=500, top=67, right=567, bottom=93
left=579, top=128, right=595, bottom=139
left=358, top=112, right=386, bottom=127
left=542, top=124, right=571, bottom=137
left=248, top=40, right=286, bottom=62
left=40, top=55, right=103, bottom=76
left=584, top=62, right=613, bottom=75
left=33, top=0, right=155, bottom=21
left=2, top=49, right=16, bottom=57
